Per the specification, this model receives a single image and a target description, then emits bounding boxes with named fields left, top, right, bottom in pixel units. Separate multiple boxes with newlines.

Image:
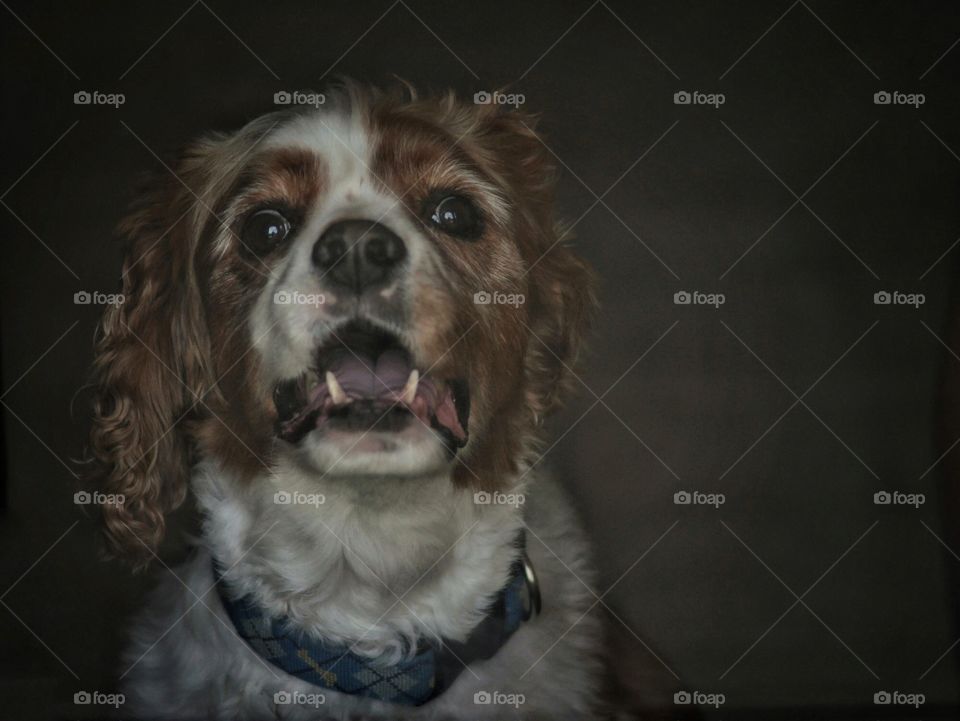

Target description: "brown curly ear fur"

left=443, top=107, right=596, bottom=490
left=480, top=110, right=597, bottom=420
left=525, top=237, right=597, bottom=419
left=87, top=147, right=220, bottom=568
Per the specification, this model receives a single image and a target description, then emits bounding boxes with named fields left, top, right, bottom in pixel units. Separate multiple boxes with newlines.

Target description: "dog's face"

left=238, top=109, right=520, bottom=477
left=88, top=84, right=594, bottom=563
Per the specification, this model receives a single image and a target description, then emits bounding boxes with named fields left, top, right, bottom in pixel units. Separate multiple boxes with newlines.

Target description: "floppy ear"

left=480, top=110, right=598, bottom=419
left=525, top=234, right=597, bottom=418
left=87, top=149, right=217, bottom=567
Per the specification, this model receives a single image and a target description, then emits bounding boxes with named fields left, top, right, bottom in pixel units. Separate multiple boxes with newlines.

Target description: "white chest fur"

left=121, top=463, right=603, bottom=720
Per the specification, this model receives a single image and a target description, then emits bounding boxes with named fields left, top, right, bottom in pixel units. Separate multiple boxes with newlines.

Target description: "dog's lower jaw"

left=121, top=461, right=604, bottom=719
left=293, top=425, right=456, bottom=480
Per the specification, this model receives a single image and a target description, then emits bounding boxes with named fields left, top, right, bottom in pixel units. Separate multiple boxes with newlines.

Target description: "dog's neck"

left=194, top=457, right=525, bottom=658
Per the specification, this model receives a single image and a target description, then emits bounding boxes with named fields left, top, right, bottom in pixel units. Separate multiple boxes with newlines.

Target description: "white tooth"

left=325, top=371, right=349, bottom=405
left=401, top=369, right=419, bottom=405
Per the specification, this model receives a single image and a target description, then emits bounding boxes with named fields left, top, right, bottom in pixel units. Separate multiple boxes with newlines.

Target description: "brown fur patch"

left=222, top=147, right=325, bottom=220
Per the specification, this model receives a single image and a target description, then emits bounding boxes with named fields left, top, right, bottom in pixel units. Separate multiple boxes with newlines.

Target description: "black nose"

left=312, top=220, right=407, bottom=292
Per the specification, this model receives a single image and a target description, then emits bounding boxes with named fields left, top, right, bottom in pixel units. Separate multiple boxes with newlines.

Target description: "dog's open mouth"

left=273, top=321, right=469, bottom=449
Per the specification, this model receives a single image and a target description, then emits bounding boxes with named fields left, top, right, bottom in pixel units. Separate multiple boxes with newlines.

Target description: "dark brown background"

left=2, top=1, right=960, bottom=719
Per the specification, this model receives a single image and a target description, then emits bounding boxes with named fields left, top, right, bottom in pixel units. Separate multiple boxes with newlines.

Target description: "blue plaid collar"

left=214, top=534, right=539, bottom=706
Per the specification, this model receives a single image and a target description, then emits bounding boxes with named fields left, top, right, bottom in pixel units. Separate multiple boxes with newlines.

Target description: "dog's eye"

left=241, top=209, right=291, bottom=254
left=427, top=195, right=481, bottom=240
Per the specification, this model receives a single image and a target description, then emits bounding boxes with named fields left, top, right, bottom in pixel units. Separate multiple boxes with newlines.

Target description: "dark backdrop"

left=2, top=1, right=960, bottom=719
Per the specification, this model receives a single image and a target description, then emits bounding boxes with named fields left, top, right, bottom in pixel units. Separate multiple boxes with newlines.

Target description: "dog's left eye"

left=426, top=195, right=481, bottom=240
left=241, top=209, right=291, bottom=254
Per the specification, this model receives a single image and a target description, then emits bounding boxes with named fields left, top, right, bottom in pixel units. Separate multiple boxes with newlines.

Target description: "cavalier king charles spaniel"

left=86, top=82, right=618, bottom=720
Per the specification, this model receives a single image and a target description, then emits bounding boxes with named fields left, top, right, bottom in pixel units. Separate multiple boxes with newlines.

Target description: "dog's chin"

left=294, top=422, right=455, bottom=478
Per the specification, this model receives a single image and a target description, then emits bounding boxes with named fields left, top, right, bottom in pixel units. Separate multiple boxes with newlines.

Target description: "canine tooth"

left=325, top=371, right=349, bottom=405
left=401, top=369, right=419, bottom=405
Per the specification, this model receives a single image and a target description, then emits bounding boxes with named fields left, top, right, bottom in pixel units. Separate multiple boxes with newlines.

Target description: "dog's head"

left=87, top=83, right=594, bottom=564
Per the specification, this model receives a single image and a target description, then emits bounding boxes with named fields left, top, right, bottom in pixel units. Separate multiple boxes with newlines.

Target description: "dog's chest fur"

left=121, top=463, right=602, bottom=720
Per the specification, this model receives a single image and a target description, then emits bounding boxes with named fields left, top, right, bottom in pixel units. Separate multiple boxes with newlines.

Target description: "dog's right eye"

left=241, top=209, right=291, bottom=254
left=425, top=194, right=482, bottom=240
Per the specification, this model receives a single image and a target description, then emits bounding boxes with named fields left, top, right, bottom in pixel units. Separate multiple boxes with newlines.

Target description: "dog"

left=87, top=82, right=613, bottom=720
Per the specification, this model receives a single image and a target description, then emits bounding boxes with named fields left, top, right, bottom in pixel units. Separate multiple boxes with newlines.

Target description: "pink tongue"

left=321, top=349, right=467, bottom=442
left=325, top=349, right=411, bottom=399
